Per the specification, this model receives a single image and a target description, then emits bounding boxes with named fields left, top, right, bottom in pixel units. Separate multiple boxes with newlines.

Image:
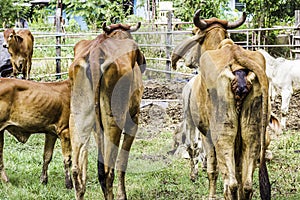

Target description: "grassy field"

left=0, top=128, right=299, bottom=200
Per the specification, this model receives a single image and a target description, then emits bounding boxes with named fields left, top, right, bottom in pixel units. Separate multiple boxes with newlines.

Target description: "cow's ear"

left=14, top=34, right=23, bottom=43
left=136, top=49, right=146, bottom=73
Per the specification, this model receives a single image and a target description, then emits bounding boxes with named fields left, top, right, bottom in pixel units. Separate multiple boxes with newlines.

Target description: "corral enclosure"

left=0, top=22, right=299, bottom=199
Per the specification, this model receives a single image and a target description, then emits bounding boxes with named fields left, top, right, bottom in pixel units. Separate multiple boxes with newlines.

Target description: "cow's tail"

left=92, top=62, right=106, bottom=194
left=232, top=45, right=271, bottom=200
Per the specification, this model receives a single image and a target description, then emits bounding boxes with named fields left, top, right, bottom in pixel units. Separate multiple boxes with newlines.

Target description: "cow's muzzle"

left=2, top=43, right=8, bottom=48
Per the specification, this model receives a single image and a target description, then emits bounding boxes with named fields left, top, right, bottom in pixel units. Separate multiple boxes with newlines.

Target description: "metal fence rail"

left=29, top=25, right=300, bottom=79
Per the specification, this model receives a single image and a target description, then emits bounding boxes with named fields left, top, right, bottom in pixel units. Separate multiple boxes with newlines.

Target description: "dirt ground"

left=140, top=78, right=300, bottom=133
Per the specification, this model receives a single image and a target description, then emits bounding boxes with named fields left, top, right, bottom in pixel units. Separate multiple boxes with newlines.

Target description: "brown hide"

left=172, top=10, right=272, bottom=200
left=171, top=11, right=246, bottom=70
left=0, top=78, right=72, bottom=189
left=69, top=22, right=145, bottom=200
left=2, top=29, right=34, bottom=80
left=188, top=42, right=270, bottom=200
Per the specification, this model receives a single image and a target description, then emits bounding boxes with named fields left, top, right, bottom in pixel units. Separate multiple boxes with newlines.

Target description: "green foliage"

left=48, top=0, right=133, bottom=31
left=240, top=0, right=300, bottom=27
left=0, top=0, right=31, bottom=28
left=173, top=0, right=229, bottom=21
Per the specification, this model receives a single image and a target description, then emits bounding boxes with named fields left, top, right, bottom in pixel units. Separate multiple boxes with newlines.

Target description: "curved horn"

left=102, top=22, right=111, bottom=33
left=193, top=9, right=207, bottom=30
left=129, top=22, right=141, bottom=32
left=227, top=12, right=247, bottom=29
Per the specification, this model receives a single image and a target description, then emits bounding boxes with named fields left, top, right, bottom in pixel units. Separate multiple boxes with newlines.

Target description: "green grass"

left=0, top=129, right=299, bottom=199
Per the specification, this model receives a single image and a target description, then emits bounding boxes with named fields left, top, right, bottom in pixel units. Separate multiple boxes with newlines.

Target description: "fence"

left=27, top=23, right=300, bottom=80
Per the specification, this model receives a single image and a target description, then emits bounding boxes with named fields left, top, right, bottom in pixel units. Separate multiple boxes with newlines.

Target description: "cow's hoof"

left=265, top=150, right=273, bottom=161
left=40, top=176, right=48, bottom=185
left=190, top=174, right=197, bottom=182
left=65, top=179, right=73, bottom=189
left=116, top=195, right=127, bottom=200
left=1, top=171, right=9, bottom=183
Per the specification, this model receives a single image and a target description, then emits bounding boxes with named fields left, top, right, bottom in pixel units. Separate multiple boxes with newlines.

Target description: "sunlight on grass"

left=0, top=128, right=299, bottom=199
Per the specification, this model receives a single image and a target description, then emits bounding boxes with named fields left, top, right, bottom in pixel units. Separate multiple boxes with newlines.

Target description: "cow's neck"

left=9, top=42, right=21, bottom=54
left=200, top=26, right=228, bottom=53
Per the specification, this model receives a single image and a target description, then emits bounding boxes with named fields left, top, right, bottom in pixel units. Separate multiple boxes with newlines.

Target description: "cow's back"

left=17, top=29, right=34, bottom=55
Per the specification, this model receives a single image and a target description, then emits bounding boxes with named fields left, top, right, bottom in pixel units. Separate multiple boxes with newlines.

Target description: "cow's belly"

left=2, top=120, right=56, bottom=143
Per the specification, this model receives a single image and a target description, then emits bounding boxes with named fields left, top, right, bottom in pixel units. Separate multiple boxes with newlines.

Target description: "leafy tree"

left=173, top=0, right=229, bottom=22
left=240, top=0, right=300, bottom=28
left=50, top=0, right=133, bottom=31
left=0, top=0, right=31, bottom=28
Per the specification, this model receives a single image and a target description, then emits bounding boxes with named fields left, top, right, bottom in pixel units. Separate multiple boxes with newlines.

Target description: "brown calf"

left=0, top=78, right=72, bottom=189
left=2, top=29, right=34, bottom=79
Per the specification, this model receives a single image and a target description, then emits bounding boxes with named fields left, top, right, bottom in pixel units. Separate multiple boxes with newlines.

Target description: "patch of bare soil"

left=140, top=79, right=300, bottom=136
left=138, top=80, right=185, bottom=138
left=271, top=90, right=300, bottom=130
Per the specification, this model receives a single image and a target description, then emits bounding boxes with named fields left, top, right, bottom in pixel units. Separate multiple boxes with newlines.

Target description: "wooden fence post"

left=165, top=11, right=172, bottom=79
left=55, top=0, right=62, bottom=79
left=295, top=10, right=300, bottom=59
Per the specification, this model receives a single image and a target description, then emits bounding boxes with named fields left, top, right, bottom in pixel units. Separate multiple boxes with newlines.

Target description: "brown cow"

left=0, top=78, right=72, bottom=189
left=69, top=22, right=146, bottom=200
left=2, top=29, right=34, bottom=79
left=172, top=10, right=274, bottom=200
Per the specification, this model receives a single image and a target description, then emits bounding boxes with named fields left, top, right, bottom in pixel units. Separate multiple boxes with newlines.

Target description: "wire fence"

left=28, top=23, right=300, bottom=80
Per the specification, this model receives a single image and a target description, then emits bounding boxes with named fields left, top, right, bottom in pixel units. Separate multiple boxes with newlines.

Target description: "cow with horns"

left=172, top=10, right=275, bottom=200
left=69, top=22, right=146, bottom=200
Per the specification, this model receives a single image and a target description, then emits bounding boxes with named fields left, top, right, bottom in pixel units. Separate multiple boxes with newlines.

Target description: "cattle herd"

left=0, top=9, right=295, bottom=200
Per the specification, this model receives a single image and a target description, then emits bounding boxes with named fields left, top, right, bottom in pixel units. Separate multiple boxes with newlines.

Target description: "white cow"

left=258, top=49, right=300, bottom=129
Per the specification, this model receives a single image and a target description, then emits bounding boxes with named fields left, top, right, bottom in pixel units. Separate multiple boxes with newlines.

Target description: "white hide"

left=258, top=49, right=300, bottom=129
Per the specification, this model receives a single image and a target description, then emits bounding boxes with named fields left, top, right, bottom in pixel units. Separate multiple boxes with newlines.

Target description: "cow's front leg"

left=186, top=124, right=200, bottom=182
left=22, top=60, right=28, bottom=80
left=280, top=88, right=292, bottom=130
left=11, top=61, right=18, bottom=78
left=60, top=129, right=73, bottom=189
left=0, top=131, right=9, bottom=182
left=40, top=133, right=57, bottom=185
left=26, top=58, right=32, bottom=80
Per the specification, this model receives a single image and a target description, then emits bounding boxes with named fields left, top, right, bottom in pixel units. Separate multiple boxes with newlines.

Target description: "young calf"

left=2, top=29, right=34, bottom=79
left=0, top=78, right=72, bottom=189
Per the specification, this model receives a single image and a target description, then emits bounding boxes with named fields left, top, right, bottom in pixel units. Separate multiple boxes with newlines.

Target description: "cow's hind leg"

left=214, top=129, right=238, bottom=200
left=102, top=123, right=122, bottom=200
left=0, top=131, right=9, bottom=182
left=116, top=113, right=138, bottom=200
left=60, top=129, right=73, bottom=189
left=240, top=111, right=261, bottom=199
left=116, top=133, right=134, bottom=200
left=40, top=133, right=57, bottom=184
left=70, top=113, right=90, bottom=200
left=202, top=134, right=218, bottom=199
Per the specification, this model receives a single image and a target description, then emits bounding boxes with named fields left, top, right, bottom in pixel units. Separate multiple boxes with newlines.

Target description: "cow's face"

left=2, top=29, right=22, bottom=48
